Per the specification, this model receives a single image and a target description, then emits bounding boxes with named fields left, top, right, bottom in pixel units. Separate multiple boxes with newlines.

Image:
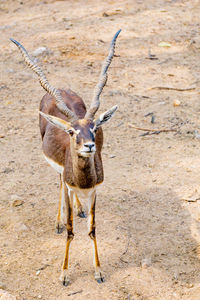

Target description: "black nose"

left=84, top=143, right=95, bottom=151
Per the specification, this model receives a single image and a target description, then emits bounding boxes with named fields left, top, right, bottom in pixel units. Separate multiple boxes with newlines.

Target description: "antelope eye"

left=68, top=130, right=74, bottom=136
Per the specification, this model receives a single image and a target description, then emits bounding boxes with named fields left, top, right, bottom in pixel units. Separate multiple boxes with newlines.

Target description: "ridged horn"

left=10, top=38, right=76, bottom=121
left=85, top=29, right=121, bottom=120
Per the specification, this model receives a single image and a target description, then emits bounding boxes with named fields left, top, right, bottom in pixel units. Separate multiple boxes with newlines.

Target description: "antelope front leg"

left=60, top=185, right=74, bottom=286
left=56, top=174, right=66, bottom=234
left=88, top=190, right=104, bottom=283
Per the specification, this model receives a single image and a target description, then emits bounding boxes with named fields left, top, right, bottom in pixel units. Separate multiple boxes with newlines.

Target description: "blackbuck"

left=11, top=29, right=121, bottom=285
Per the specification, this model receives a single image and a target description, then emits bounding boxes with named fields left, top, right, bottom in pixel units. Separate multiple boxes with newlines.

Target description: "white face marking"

left=80, top=142, right=96, bottom=157
left=90, top=127, right=96, bottom=134
left=43, top=155, right=64, bottom=174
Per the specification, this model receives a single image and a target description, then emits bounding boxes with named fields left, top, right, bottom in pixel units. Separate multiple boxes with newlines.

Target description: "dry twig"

left=67, top=290, right=83, bottom=296
left=128, top=123, right=177, bottom=133
left=150, top=86, right=196, bottom=92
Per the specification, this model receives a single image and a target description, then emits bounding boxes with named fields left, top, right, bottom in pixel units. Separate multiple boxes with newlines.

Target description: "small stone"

left=194, top=130, right=200, bottom=139
left=141, top=257, right=152, bottom=268
left=158, top=41, right=171, bottom=48
left=11, top=195, right=22, bottom=201
left=87, top=62, right=93, bottom=67
left=65, top=23, right=73, bottom=30
left=12, top=200, right=24, bottom=207
left=173, top=100, right=181, bottom=107
left=0, top=282, right=6, bottom=289
left=36, top=270, right=41, bottom=276
left=15, top=223, right=28, bottom=232
left=38, top=295, right=42, bottom=299
left=109, top=155, right=116, bottom=158
left=7, top=68, right=14, bottom=73
left=2, top=168, right=14, bottom=174
left=0, top=289, right=18, bottom=299
left=32, top=47, right=49, bottom=57
left=186, top=283, right=194, bottom=288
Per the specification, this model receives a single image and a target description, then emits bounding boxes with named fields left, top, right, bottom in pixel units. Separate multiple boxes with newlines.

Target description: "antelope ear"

left=95, top=105, right=118, bottom=128
left=39, top=111, right=75, bottom=134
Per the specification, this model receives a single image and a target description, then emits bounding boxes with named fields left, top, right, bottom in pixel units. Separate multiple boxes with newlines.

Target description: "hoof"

left=55, top=222, right=65, bottom=234
left=62, top=276, right=70, bottom=287
left=77, top=211, right=86, bottom=218
left=60, top=270, right=70, bottom=287
left=95, top=271, right=104, bottom=283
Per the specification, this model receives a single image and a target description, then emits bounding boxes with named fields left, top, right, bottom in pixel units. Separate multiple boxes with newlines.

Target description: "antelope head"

left=40, top=104, right=117, bottom=158
left=10, top=30, right=121, bottom=158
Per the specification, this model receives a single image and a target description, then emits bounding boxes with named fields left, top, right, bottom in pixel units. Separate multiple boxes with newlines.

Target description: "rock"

left=186, top=283, right=194, bottom=288
left=0, top=289, right=19, bottom=299
left=141, top=257, right=152, bottom=268
left=173, top=100, right=181, bottom=107
left=12, top=200, right=24, bottom=207
left=14, top=223, right=28, bottom=232
left=0, top=282, right=6, bottom=289
left=11, top=195, right=24, bottom=207
left=189, top=37, right=200, bottom=51
left=11, top=195, right=21, bottom=200
left=2, top=168, right=14, bottom=174
left=6, top=69, right=14, bottom=73
left=32, top=47, right=49, bottom=57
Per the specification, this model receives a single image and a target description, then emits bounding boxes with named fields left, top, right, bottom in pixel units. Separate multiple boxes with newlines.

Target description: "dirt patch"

left=1, top=0, right=200, bottom=299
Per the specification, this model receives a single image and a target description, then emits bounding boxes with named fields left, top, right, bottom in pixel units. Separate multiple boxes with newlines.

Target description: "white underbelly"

left=44, top=155, right=64, bottom=174
left=66, top=184, right=96, bottom=202
left=44, top=154, right=103, bottom=202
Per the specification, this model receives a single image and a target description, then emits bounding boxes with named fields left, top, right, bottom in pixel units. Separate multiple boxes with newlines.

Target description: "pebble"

left=173, top=100, right=181, bottom=107
left=186, top=283, right=194, bottom=288
left=0, top=289, right=18, bottom=299
left=2, top=168, right=13, bottom=174
left=141, top=257, right=152, bottom=268
left=0, top=282, right=6, bottom=289
left=6, top=68, right=14, bottom=73
left=12, top=199, right=24, bottom=207
left=15, top=223, right=28, bottom=232
left=32, top=47, right=49, bottom=57
left=11, top=195, right=22, bottom=201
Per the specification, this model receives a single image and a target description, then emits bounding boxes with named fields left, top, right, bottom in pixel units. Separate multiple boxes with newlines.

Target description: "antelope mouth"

left=80, top=150, right=95, bottom=157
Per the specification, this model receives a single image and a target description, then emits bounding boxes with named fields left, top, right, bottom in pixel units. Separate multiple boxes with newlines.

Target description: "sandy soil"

left=1, top=0, right=200, bottom=299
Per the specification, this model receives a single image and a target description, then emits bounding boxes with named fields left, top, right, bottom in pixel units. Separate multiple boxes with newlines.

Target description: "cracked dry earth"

left=1, top=0, right=200, bottom=299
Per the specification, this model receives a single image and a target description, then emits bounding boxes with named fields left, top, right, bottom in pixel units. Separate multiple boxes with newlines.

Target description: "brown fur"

left=39, top=89, right=104, bottom=188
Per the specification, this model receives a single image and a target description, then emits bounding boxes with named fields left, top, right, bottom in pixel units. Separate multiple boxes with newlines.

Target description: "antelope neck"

left=72, top=154, right=96, bottom=188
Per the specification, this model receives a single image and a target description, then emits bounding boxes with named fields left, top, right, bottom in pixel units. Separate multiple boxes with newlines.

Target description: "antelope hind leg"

left=60, top=186, right=74, bottom=286
left=55, top=174, right=66, bottom=234
left=75, top=193, right=86, bottom=218
left=88, top=191, right=104, bottom=283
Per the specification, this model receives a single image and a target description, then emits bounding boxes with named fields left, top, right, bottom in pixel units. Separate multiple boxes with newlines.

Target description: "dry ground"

left=1, top=0, right=200, bottom=299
